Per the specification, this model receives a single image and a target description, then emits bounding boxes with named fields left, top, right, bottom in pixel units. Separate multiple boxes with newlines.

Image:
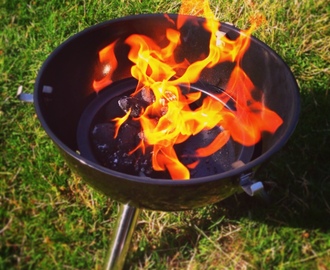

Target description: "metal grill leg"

left=104, top=204, right=141, bottom=270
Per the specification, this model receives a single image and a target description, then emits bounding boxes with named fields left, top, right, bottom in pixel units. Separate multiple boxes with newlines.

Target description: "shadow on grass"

left=213, top=87, right=330, bottom=231
left=125, top=89, right=329, bottom=268
left=218, top=88, right=330, bottom=231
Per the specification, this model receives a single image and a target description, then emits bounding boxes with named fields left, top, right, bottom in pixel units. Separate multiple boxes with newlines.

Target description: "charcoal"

left=140, top=86, right=155, bottom=103
left=104, top=97, right=126, bottom=120
left=176, top=126, right=235, bottom=177
left=91, top=90, right=241, bottom=179
left=90, top=119, right=168, bottom=177
left=91, top=119, right=237, bottom=178
left=91, top=123, right=116, bottom=154
left=116, top=122, right=141, bottom=150
left=118, top=96, right=149, bottom=117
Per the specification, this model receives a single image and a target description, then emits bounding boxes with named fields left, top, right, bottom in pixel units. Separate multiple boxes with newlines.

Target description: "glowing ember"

left=92, top=1, right=283, bottom=180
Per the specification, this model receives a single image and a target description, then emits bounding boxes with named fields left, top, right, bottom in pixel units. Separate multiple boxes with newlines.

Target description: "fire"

left=92, top=1, right=283, bottom=180
left=93, top=40, right=119, bottom=92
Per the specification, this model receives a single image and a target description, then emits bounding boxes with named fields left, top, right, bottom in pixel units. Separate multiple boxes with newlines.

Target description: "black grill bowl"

left=34, top=14, right=300, bottom=211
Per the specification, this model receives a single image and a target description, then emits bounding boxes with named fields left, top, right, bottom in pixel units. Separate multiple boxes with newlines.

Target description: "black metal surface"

left=34, top=14, right=300, bottom=211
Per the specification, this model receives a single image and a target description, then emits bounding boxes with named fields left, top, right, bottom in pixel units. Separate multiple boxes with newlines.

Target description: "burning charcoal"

left=118, top=96, right=149, bottom=117
left=176, top=126, right=236, bottom=177
left=140, top=86, right=155, bottom=103
left=186, top=142, right=235, bottom=177
left=134, top=150, right=153, bottom=176
left=160, top=103, right=168, bottom=116
left=117, top=122, right=141, bottom=150
left=91, top=118, right=159, bottom=176
left=165, top=90, right=178, bottom=101
left=104, top=97, right=126, bottom=120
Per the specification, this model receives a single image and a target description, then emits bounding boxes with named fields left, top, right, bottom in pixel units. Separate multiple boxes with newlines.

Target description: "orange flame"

left=93, top=40, right=118, bottom=92
left=93, top=1, right=283, bottom=180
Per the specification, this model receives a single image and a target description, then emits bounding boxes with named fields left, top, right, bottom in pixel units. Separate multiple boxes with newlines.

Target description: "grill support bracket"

left=239, top=172, right=264, bottom=196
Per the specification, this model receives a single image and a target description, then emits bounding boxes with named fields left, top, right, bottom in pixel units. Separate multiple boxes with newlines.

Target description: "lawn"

left=1, top=0, right=329, bottom=269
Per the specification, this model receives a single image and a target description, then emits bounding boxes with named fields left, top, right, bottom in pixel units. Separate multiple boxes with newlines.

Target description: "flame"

left=93, top=40, right=118, bottom=92
left=220, top=66, right=283, bottom=146
left=93, top=1, right=283, bottom=180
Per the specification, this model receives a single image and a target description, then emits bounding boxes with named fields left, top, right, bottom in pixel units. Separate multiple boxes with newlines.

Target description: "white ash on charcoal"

left=100, top=86, right=155, bottom=120
left=118, top=96, right=149, bottom=117
left=140, top=86, right=155, bottom=103
left=117, top=86, right=158, bottom=117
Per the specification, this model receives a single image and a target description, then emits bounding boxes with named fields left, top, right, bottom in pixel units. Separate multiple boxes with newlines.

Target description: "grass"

left=1, top=0, right=329, bottom=269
